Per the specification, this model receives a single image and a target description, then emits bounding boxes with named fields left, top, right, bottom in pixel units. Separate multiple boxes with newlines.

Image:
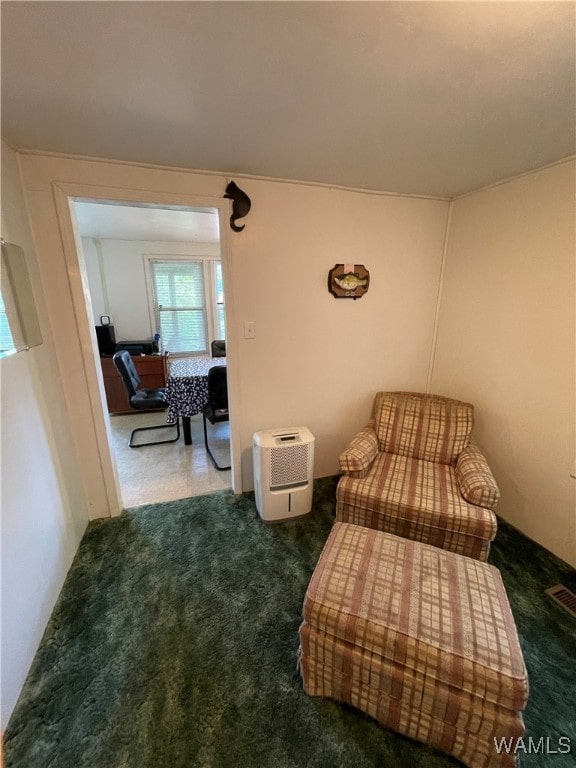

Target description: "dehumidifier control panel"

left=274, top=433, right=300, bottom=445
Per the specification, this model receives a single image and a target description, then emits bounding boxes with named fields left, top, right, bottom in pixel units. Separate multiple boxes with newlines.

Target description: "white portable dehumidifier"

left=253, top=427, right=315, bottom=522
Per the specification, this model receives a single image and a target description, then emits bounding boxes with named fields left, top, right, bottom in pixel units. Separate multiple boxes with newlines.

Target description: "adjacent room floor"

left=108, top=412, right=231, bottom=508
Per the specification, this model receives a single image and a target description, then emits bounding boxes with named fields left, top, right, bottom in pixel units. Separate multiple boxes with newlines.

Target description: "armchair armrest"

left=456, top=442, right=500, bottom=510
left=339, top=420, right=379, bottom=478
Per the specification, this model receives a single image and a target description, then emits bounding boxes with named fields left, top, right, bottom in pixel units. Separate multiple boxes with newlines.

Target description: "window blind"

left=0, top=291, right=15, bottom=354
left=214, top=261, right=226, bottom=340
left=150, top=260, right=208, bottom=354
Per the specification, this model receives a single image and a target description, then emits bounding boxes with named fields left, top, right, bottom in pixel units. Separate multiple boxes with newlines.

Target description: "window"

left=214, top=261, right=226, bottom=340
left=0, top=289, right=15, bottom=355
left=1, top=240, right=42, bottom=358
left=147, top=258, right=224, bottom=356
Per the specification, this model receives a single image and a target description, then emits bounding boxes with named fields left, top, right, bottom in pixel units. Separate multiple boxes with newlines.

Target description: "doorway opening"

left=71, top=198, right=232, bottom=508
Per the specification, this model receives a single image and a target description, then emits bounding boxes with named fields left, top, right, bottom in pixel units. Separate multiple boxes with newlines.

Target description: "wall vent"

left=545, top=584, right=576, bottom=619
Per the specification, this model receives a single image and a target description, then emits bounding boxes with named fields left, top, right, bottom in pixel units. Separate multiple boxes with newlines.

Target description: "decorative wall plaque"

left=328, top=263, right=370, bottom=299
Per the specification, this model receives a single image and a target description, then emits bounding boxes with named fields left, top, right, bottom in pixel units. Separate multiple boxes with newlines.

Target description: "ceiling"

left=73, top=201, right=221, bottom=242
left=2, top=1, right=575, bottom=199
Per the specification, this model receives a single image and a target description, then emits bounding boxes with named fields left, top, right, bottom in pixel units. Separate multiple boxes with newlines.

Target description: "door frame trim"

left=52, top=181, right=241, bottom=516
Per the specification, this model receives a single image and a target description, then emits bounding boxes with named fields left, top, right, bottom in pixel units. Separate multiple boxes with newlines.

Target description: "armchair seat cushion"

left=336, top=451, right=497, bottom=561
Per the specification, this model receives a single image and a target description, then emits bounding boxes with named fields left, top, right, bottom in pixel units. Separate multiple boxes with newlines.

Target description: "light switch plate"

left=244, top=321, right=255, bottom=339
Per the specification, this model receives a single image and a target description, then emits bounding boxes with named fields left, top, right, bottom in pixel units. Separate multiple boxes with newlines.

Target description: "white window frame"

left=144, top=254, right=223, bottom=357
left=213, top=260, right=226, bottom=341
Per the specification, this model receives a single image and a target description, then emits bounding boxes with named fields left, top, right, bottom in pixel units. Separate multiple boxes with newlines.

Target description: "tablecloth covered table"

left=166, top=356, right=227, bottom=444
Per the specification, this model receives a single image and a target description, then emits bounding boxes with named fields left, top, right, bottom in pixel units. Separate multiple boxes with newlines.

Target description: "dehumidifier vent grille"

left=270, top=443, right=310, bottom=488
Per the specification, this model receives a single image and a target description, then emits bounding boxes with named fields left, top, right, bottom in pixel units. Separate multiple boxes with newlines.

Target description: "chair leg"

left=129, top=419, right=180, bottom=448
left=202, top=414, right=231, bottom=471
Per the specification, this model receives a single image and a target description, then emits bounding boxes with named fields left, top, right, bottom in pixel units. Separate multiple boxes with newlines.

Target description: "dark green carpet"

left=4, top=478, right=575, bottom=767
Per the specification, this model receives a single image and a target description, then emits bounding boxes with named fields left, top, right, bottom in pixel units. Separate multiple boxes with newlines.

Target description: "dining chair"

left=210, top=339, right=226, bottom=357
left=202, top=365, right=230, bottom=470
left=112, top=350, right=180, bottom=447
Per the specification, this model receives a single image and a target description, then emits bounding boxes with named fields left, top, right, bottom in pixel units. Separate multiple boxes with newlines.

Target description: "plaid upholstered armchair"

left=335, top=391, right=500, bottom=561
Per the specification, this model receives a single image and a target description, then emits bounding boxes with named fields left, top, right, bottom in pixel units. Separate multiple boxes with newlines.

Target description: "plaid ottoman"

left=299, top=522, right=529, bottom=768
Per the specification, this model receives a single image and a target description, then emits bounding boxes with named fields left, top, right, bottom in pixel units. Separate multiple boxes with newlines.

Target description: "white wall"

left=17, top=153, right=449, bottom=491
left=82, top=237, right=220, bottom=339
left=431, top=160, right=576, bottom=566
left=0, top=143, right=89, bottom=727
left=231, top=178, right=449, bottom=486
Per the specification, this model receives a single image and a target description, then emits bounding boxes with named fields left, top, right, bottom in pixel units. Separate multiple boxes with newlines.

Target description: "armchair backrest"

left=373, top=391, right=474, bottom=465
left=206, top=365, right=228, bottom=411
left=211, top=339, right=226, bottom=358
left=112, top=349, right=141, bottom=399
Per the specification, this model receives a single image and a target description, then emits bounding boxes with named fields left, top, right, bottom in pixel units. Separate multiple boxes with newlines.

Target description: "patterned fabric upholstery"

left=299, top=522, right=529, bottom=768
left=337, top=451, right=497, bottom=561
left=337, top=391, right=499, bottom=560
left=456, top=442, right=501, bottom=510
left=374, top=391, right=474, bottom=465
left=337, top=419, right=378, bottom=478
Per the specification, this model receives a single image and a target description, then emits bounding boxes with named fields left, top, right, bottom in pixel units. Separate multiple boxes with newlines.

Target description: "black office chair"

left=211, top=339, right=226, bottom=358
left=202, top=365, right=230, bottom=470
left=112, top=350, right=180, bottom=448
